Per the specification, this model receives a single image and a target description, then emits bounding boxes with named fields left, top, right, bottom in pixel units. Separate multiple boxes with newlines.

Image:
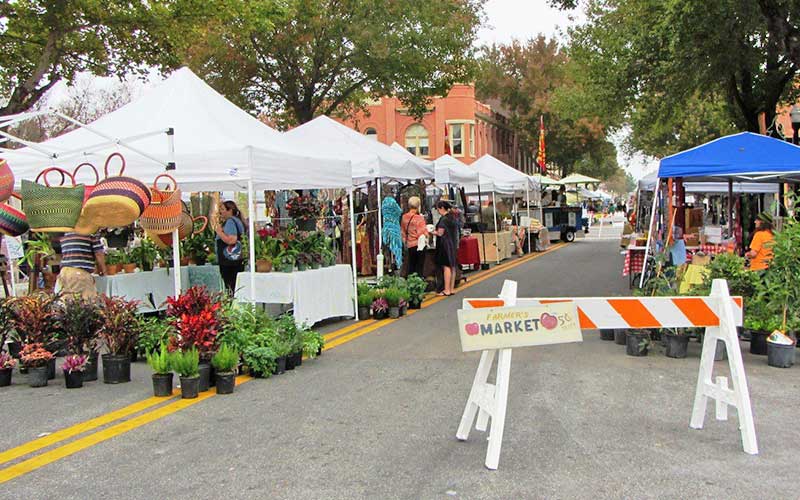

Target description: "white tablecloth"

left=235, top=264, right=355, bottom=326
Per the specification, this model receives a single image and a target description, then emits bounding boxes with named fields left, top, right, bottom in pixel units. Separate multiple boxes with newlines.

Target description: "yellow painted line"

left=0, top=391, right=178, bottom=466
left=323, top=318, right=376, bottom=342
left=323, top=319, right=394, bottom=350
left=0, top=376, right=252, bottom=484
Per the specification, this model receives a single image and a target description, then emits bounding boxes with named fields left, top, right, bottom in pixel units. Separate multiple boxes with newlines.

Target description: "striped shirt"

left=60, top=233, right=104, bottom=272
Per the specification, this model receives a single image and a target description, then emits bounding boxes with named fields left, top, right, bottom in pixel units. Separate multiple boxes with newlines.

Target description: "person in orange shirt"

left=401, top=196, right=429, bottom=277
left=746, top=212, right=774, bottom=271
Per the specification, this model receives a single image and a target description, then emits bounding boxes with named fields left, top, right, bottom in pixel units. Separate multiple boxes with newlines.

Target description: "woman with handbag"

left=401, top=196, right=429, bottom=278
left=214, top=200, right=245, bottom=294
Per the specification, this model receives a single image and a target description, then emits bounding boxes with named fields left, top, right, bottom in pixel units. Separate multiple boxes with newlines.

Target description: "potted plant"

left=136, top=316, right=172, bottom=358
left=406, top=274, right=427, bottom=309
left=663, top=327, right=691, bottom=358
left=59, top=296, right=103, bottom=381
left=211, top=344, right=238, bottom=394
left=173, top=348, right=200, bottom=399
left=625, top=329, right=650, bottom=357
left=270, top=332, right=292, bottom=374
left=371, top=296, right=389, bottom=320
left=130, top=238, right=158, bottom=272
left=278, top=315, right=303, bottom=369
left=766, top=330, right=796, bottom=368
left=146, top=343, right=174, bottom=397
left=357, top=289, right=373, bottom=320
left=385, top=288, right=402, bottom=319
left=286, top=195, right=321, bottom=231
left=254, top=232, right=279, bottom=272
left=243, top=345, right=277, bottom=378
left=302, top=328, right=324, bottom=360
left=296, top=252, right=312, bottom=272
left=62, top=354, right=87, bottom=389
left=7, top=293, right=62, bottom=378
left=273, top=246, right=296, bottom=273
left=95, top=295, right=140, bottom=384
left=105, top=249, right=122, bottom=275
left=20, top=233, right=56, bottom=292
left=0, top=352, right=17, bottom=387
left=20, top=343, right=54, bottom=387
left=743, top=304, right=776, bottom=356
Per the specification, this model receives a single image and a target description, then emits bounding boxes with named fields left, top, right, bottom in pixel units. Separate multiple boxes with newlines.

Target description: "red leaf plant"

left=166, top=286, right=225, bottom=360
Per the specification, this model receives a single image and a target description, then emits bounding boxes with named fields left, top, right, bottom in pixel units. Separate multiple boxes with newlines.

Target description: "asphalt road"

left=2, top=240, right=799, bottom=499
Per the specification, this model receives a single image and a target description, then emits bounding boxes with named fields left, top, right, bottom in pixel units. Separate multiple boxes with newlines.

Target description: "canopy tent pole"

left=168, top=129, right=180, bottom=296
left=376, top=177, right=384, bottom=279
left=526, top=185, right=531, bottom=254
left=349, top=187, right=359, bottom=320
left=639, top=180, right=660, bottom=288
left=635, top=189, right=642, bottom=232
left=492, top=191, right=500, bottom=264
left=247, top=178, right=257, bottom=303
left=476, top=177, right=489, bottom=269
left=727, top=179, right=733, bottom=239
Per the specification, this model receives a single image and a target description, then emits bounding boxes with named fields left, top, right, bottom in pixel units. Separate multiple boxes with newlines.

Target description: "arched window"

left=404, top=124, right=429, bottom=157
left=364, top=127, right=378, bottom=140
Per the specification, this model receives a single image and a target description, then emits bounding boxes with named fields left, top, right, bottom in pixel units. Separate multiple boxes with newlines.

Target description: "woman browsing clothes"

left=214, top=200, right=246, bottom=294
left=401, top=196, right=429, bottom=278
left=434, top=200, right=458, bottom=296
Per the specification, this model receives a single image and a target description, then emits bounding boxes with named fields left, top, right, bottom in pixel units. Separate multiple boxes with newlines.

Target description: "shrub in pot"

left=173, top=348, right=200, bottom=399
left=406, top=274, right=427, bottom=309
left=357, top=290, right=373, bottom=320
left=277, top=315, right=303, bottom=369
left=146, top=343, right=174, bottom=397
left=0, top=352, right=17, bottom=387
left=663, top=329, right=690, bottom=358
left=212, top=344, right=238, bottom=394
left=243, top=345, right=276, bottom=378
left=95, top=296, right=140, bottom=384
left=136, top=316, right=172, bottom=358
left=7, top=293, right=63, bottom=360
left=302, top=328, right=324, bottom=360
left=20, top=343, right=54, bottom=387
left=62, top=354, right=87, bottom=389
left=625, top=330, right=650, bottom=357
left=270, top=333, right=292, bottom=375
left=371, top=297, right=388, bottom=320
left=58, top=295, right=104, bottom=381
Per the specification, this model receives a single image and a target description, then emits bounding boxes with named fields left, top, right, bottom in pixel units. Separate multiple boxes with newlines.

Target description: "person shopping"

left=745, top=212, right=774, bottom=271
left=434, top=200, right=458, bottom=296
left=214, top=200, right=245, bottom=294
left=401, top=196, right=429, bottom=277
left=54, top=232, right=107, bottom=299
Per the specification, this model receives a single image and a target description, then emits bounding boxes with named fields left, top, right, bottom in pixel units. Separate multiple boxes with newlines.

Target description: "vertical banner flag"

left=444, top=123, right=451, bottom=156
left=537, top=116, right=546, bottom=174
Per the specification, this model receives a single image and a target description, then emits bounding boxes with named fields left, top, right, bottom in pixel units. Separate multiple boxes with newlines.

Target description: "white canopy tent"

left=1, top=68, right=360, bottom=318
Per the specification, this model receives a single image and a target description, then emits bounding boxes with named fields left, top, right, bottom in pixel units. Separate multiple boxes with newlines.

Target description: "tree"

left=561, top=0, right=799, bottom=157
left=0, top=1, right=184, bottom=116
left=757, top=0, right=800, bottom=70
left=476, top=37, right=620, bottom=179
left=180, top=0, right=484, bottom=127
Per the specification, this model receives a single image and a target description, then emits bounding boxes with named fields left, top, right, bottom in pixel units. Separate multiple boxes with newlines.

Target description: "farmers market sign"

left=456, top=303, right=582, bottom=352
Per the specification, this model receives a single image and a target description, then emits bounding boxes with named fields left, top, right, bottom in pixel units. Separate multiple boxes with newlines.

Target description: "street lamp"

left=790, top=105, right=800, bottom=145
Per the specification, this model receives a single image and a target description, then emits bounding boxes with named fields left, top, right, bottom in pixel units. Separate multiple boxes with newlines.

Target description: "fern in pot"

left=212, top=344, right=238, bottom=394
left=173, top=348, right=200, bottom=399
left=147, top=343, right=174, bottom=397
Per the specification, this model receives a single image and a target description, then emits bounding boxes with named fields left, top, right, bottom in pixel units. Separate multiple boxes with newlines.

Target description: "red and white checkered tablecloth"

left=622, top=248, right=646, bottom=276
left=688, top=244, right=727, bottom=256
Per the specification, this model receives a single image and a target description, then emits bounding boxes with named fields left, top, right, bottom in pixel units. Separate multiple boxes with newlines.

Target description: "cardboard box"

left=620, top=236, right=631, bottom=248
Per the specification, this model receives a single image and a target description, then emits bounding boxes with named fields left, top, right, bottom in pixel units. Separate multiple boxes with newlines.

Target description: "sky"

left=477, top=0, right=658, bottom=180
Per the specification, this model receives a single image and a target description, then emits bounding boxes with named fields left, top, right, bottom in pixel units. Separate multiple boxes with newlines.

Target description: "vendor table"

left=95, top=266, right=223, bottom=313
left=475, top=231, right=512, bottom=264
left=458, top=236, right=481, bottom=270
left=622, top=243, right=728, bottom=289
left=234, top=264, right=355, bottom=326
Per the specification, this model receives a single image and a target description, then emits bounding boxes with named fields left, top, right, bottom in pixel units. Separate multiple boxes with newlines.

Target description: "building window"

left=450, top=123, right=463, bottom=156
left=364, top=127, right=378, bottom=140
left=404, top=124, right=429, bottom=157
left=470, top=124, right=475, bottom=157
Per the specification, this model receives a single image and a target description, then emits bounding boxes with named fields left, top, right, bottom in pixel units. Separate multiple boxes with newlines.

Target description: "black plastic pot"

left=64, top=370, right=84, bottom=389
left=273, top=356, right=286, bottom=375
left=293, top=351, right=303, bottom=367
left=389, top=306, right=400, bottom=319
left=400, top=305, right=408, bottom=316
left=286, top=353, right=297, bottom=370
left=409, top=300, right=422, bottom=310
left=614, top=329, right=627, bottom=345
left=28, top=366, right=48, bottom=387
left=180, top=376, right=200, bottom=399
left=626, top=332, right=649, bottom=357
left=198, top=362, right=211, bottom=392
left=102, top=354, right=131, bottom=384
left=665, top=333, right=690, bottom=359
left=714, top=339, right=728, bottom=361
left=215, top=372, right=235, bottom=394
left=209, top=363, right=216, bottom=387
left=129, top=350, right=139, bottom=363
left=599, top=330, right=615, bottom=341
left=373, top=310, right=387, bottom=320
left=47, top=357, right=56, bottom=380
left=152, top=373, right=174, bottom=397
left=750, top=331, right=769, bottom=355
left=0, top=367, right=12, bottom=387
left=358, top=306, right=371, bottom=320
left=83, top=352, right=99, bottom=382
left=767, top=341, right=796, bottom=368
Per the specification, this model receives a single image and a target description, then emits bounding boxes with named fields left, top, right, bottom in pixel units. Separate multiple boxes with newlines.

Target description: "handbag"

left=21, top=167, right=85, bottom=232
left=0, top=158, right=14, bottom=203
left=72, top=162, right=99, bottom=203
left=74, top=152, right=151, bottom=234
left=139, top=174, right=183, bottom=234
left=0, top=202, right=29, bottom=237
left=147, top=213, right=208, bottom=249
left=222, top=219, right=243, bottom=262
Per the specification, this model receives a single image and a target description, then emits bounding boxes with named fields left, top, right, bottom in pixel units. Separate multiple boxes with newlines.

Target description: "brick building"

left=336, top=84, right=539, bottom=173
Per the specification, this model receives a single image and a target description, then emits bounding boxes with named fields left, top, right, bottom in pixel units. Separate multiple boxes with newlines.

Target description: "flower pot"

left=400, top=305, right=407, bottom=316
left=664, top=333, right=690, bottom=359
left=255, top=259, right=272, bottom=273
left=613, top=329, right=627, bottom=345
left=179, top=375, right=200, bottom=399
left=373, top=310, right=387, bottom=320
left=198, top=361, right=211, bottom=392
left=767, top=341, right=796, bottom=368
left=297, top=264, right=308, bottom=272
left=599, top=329, right=615, bottom=341
left=357, top=306, right=371, bottom=320
left=83, top=352, right=99, bottom=382
left=388, top=306, right=400, bottom=319
left=47, top=357, right=56, bottom=380
left=273, top=356, right=286, bottom=375
left=714, top=339, right=728, bottom=361
left=0, top=367, right=12, bottom=387
left=215, top=372, right=235, bottom=394
left=129, top=349, right=139, bottom=362
left=286, top=353, right=297, bottom=370
left=180, top=257, right=190, bottom=266
left=409, top=300, right=421, bottom=310
left=122, top=263, right=137, bottom=273
left=249, top=368, right=267, bottom=378
left=152, top=372, right=174, bottom=397
left=277, top=265, right=294, bottom=273
left=625, top=332, right=649, bottom=357
left=310, top=262, right=321, bottom=270
left=294, top=351, right=302, bottom=367
left=750, top=330, right=769, bottom=355
left=102, top=354, right=131, bottom=384
left=63, top=370, right=84, bottom=389
left=106, top=264, right=121, bottom=276
left=27, top=366, right=48, bottom=387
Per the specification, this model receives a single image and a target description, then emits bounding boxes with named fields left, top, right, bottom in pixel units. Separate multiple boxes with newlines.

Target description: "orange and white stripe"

left=464, top=296, right=743, bottom=329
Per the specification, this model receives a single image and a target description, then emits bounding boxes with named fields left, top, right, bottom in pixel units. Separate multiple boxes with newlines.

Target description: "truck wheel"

left=564, top=230, right=575, bottom=242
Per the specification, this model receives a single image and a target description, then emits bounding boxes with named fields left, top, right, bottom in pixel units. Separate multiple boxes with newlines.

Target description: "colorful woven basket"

left=139, top=174, right=182, bottom=234
left=72, top=162, right=100, bottom=203
left=74, top=153, right=151, bottom=234
left=0, top=202, right=29, bottom=237
left=0, top=158, right=14, bottom=203
left=147, top=213, right=208, bottom=249
left=21, top=167, right=85, bottom=232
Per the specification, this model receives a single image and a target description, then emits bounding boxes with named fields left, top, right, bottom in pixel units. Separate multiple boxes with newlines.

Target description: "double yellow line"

left=0, top=243, right=564, bottom=484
